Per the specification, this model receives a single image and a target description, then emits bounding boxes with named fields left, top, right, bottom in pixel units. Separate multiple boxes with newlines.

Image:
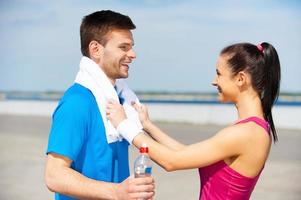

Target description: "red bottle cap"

left=139, top=146, right=149, bottom=153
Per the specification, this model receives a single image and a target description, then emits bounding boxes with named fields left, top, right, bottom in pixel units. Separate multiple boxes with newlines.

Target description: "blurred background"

left=0, top=0, right=300, bottom=93
left=0, top=0, right=300, bottom=199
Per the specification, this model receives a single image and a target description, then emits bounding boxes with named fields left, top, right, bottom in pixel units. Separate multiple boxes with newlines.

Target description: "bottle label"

left=145, top=167, right=152, bottom=174
left=134, top=166, right=152, bottom=178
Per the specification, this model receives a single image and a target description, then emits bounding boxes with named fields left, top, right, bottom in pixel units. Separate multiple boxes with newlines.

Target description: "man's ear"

left=88, top=40, right=103, bottom=59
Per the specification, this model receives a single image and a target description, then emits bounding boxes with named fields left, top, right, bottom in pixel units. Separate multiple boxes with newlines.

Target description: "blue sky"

left=0, top=0, right=300, bottom=92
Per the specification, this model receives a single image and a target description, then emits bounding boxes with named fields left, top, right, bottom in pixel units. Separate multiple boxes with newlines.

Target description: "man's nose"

left=127, top=49, right=136, bottom=59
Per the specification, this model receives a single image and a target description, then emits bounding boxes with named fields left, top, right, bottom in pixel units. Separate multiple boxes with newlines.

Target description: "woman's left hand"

left=132, top=102, right=151, bottom=129
left=106, top=99, right=127, bottom=128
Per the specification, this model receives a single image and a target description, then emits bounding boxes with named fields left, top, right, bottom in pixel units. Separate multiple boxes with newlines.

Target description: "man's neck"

left=90, top=56, right=116, bottom=86
left=110, top=78, right=116, bottom=86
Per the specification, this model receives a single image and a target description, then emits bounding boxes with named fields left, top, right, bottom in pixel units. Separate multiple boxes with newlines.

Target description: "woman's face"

left=212, top=55, right=240, bottom=103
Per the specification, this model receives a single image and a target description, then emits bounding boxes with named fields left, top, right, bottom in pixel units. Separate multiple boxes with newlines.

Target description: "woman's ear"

left=88, top=40, right=103, bottom=59
left=236, top=71, right=248, bottom=87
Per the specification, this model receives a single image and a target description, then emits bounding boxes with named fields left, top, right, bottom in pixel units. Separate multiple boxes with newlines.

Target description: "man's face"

left=99, top=29, right=136, bottom=83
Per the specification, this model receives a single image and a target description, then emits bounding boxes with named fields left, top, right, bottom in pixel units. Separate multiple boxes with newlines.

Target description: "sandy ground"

left=0, top=114, right=300, bottom=200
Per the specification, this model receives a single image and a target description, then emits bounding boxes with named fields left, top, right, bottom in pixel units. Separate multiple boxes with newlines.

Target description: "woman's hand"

left=132, top=102, right=152, bottom=129
left=106, top=100, right=127, bottom=128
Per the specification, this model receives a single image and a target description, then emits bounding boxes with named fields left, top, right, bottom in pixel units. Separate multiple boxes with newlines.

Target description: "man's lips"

left=121, top=61, right=131, bottom=67
left=121, top=63, right=129, bottom=68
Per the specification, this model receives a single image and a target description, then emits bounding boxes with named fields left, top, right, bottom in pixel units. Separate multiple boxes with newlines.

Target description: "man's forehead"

left=106, top=29, right=134, bottom=44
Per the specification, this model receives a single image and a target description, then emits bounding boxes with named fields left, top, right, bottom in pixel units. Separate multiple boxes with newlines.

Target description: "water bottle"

left=134, top=144, right=152, bottom=179
left=134, top=144, right=152, bottom=200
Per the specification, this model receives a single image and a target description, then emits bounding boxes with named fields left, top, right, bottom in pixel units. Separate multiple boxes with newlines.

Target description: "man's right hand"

left=116, top=175, right=155, bottom=200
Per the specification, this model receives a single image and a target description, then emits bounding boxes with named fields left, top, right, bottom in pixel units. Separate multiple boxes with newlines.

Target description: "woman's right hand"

left=132, top=102, right=152, bottom=129
left=106, top=99, right=127, bottom=128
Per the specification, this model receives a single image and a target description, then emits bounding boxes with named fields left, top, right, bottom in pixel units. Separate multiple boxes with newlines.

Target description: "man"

left=45, top=10, right=155, bottom=200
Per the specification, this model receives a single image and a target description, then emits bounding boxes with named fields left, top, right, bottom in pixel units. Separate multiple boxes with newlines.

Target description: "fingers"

left=130, top=176, right=154, bottom=185
left=128, top=176, right=155, bottom=192
left=108, top=99, right=119, bottom=104
left=130, top=191, right=155, bottom=199
left=131, top=101, right=144, bottom=112
left=118, top=176, right=155, bottom=200
left=107, top=99, right=120, bottom=108
left=128, top=177, right=155, bottom=199
left=129, top=182, right=154, bottom=193
left=106, top=99, right=123, bottom=115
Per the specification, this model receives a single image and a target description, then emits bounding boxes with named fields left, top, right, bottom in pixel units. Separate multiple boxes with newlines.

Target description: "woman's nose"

left=212, top=76, right=218, bottom=86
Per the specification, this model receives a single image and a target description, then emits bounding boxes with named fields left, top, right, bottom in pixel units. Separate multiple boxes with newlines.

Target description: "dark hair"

left=80, top=10, right=136, bottom=57
left=221, top=42, right=281, bottom=142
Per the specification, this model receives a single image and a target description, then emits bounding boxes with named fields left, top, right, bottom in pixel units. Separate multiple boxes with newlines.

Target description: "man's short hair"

left=80, top=10, right=136, bottom=57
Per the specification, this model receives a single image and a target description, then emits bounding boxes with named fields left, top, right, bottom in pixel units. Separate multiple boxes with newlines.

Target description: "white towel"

left=74, top=56, right=142, bottom=143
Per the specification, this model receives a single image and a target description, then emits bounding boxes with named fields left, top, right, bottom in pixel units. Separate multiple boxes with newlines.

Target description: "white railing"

left=0, top=100, right=300, bottom=130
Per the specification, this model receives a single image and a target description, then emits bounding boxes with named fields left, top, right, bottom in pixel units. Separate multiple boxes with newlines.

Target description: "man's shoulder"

left=58, top=83, right=97, bottom=111
left=63, top=83, right=94, bottom=102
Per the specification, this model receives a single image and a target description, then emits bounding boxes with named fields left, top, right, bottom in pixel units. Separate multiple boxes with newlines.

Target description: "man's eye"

left=120, top=46, right=128, bottom=50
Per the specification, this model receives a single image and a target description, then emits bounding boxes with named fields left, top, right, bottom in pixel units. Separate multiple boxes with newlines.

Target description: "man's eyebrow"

left=118, top=40, right=134, bottom=45
left=118, top=42, right=134, bottom=47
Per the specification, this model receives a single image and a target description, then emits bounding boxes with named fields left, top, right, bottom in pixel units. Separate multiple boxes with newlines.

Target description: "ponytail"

left=221, top=42, right=281, bottom=142
left=261, top=42, right=281, bottom=142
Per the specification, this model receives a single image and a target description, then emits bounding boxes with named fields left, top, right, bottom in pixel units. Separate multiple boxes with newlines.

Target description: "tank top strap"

left=235, top=116, right=270, bottom=134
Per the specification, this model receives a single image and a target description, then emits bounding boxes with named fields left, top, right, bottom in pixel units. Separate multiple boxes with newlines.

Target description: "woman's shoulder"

left=234, top=120, right=270, bottom=140
left=213, top=122, right=270, bottom=151
left=226, top=122, right=271, bottom=152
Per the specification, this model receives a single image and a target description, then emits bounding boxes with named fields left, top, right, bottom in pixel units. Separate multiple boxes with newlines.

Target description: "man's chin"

left=118, top=73, right=129, bottom=79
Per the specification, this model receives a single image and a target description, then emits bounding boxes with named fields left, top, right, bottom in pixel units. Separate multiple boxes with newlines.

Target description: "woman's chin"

left=217, top=95, right=229, bottom=103
left=219, top=99, right=226, bottom=103
left=217, top=93, right=224, bottom=102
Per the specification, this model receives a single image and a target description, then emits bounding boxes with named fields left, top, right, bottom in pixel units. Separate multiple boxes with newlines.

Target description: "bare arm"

left=132, top=126, right=243, bottom=171
left=142, top=120, right=185, bottom=150
left=45, top=153, right=155, bottom=200
left=106, top=101, right=244, bottom=172
left=131, top=103, right=185, bottom=150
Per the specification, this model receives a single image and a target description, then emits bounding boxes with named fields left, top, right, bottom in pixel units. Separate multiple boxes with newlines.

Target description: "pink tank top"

left=198, top=117, right=270, bottom=200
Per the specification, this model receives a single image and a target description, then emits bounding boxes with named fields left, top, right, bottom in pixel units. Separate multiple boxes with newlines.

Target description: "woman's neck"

left=235, top=93, right=264, bottom=120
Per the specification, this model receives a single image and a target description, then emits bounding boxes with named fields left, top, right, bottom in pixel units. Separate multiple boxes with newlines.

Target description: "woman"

left=107, top=42, right=281, bottom=199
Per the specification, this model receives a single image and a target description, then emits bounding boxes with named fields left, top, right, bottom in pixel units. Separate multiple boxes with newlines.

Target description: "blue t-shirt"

left=47, top=83, right=130, bottom=200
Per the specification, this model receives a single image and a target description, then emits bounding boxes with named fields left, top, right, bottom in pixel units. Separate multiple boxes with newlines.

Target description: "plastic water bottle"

left=134, top=144, right=152, bottom=178
left=134, top=144, right=152, bottom=200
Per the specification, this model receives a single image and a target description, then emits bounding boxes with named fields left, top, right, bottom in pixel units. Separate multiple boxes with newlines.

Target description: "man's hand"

left=116, top=176, right=155, bottom=200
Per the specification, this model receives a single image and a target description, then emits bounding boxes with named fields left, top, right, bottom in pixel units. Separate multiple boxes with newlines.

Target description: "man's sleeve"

left=46, top=96, right=89, bottom=161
